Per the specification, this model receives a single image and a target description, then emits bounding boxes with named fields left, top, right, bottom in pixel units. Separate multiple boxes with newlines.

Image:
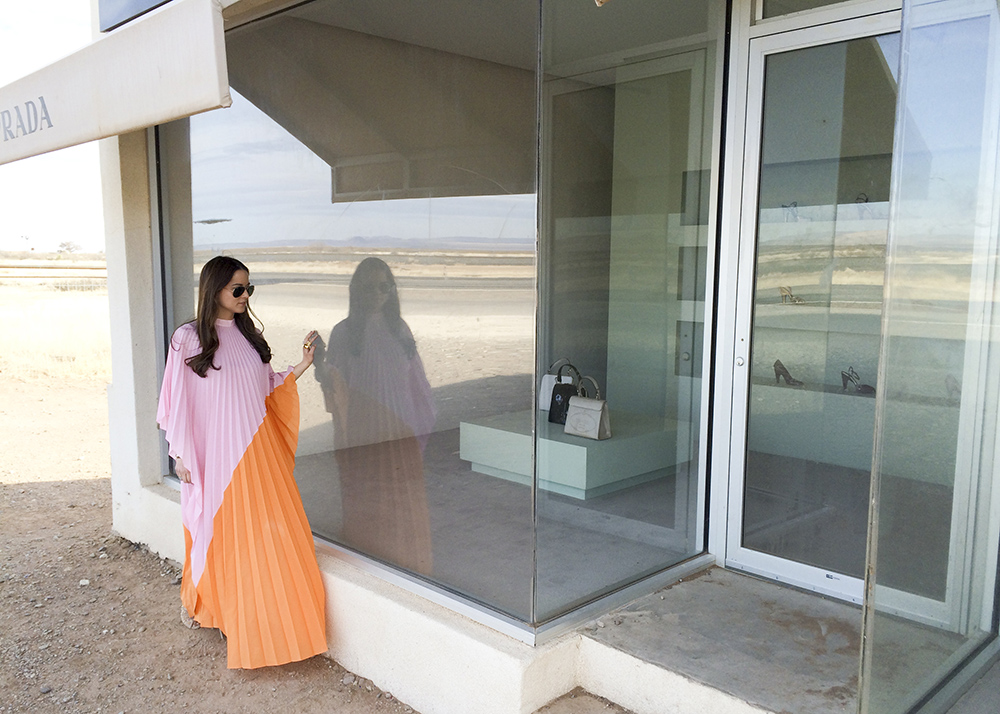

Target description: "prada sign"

left=1, top=97, right=54, bottom=142
left=0, top=0, right=230, bottom=166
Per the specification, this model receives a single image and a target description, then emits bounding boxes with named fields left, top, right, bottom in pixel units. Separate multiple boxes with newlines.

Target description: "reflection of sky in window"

left=893, top=13, right=995, bottom=231
left=875, top=33, right=900, bottom=82
left=190, top=90, right=536, bottom=250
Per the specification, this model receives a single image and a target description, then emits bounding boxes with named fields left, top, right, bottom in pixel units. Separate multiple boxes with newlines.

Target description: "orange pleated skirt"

left=180, top=376, right=328, bottom=668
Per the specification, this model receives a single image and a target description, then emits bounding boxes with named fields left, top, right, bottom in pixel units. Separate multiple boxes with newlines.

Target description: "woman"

left=156, top=255, right=327, bottom=669
left=315, top=257, right=436, bottom=574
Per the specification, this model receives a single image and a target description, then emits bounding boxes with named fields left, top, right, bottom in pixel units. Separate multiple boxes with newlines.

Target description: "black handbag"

left=539, top=357, right=572, bottom=410
left=548, top=363, right=581, bottom=425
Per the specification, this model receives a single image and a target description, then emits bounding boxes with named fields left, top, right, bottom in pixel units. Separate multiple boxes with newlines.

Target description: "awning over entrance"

left=0, top=0, right=230, bottom=167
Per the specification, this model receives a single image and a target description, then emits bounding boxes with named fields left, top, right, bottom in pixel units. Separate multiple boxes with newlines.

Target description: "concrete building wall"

left=102, top=128, right=185, bottom=562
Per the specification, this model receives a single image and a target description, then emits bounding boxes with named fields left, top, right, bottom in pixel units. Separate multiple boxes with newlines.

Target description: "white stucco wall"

left=101, top=128, right=185, bottom=562
left=319, top=555, right=580, bottom=714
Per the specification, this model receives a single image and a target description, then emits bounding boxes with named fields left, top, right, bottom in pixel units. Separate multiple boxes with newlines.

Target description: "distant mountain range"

left=193, top=235, right=534, bottom=253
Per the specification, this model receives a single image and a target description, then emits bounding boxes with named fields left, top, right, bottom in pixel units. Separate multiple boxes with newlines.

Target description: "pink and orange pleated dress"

left=156, top=318, right=328, bottom=669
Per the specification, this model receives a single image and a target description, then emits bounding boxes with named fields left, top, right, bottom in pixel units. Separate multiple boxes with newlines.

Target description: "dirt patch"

left=0, top=380, right=421, bottom=714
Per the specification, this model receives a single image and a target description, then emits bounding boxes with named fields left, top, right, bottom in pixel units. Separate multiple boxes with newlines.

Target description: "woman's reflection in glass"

left=315, top=257, right=436, bottom=574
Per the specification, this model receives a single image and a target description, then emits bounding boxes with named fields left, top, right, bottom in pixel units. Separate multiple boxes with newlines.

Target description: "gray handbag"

left=564, top=376, right=611, bottom=440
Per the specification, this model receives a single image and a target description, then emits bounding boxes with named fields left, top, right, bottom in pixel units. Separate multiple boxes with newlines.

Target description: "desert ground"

left=0, top=262, right=627, bottom=714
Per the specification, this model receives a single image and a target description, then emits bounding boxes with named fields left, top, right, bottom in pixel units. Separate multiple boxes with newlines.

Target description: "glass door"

left=861, top=1, right=1000, bottom=710
left=727, top=16, right=901, bottom=602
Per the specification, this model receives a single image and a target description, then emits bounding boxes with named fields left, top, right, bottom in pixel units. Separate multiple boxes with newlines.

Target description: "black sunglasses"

left=231, top=284, right=255, bottom=298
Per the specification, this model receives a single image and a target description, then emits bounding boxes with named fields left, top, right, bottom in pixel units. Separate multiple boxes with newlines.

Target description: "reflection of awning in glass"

left=226, top=16, right=537, bottom=203
left=757, top=35, right=929, bottom=209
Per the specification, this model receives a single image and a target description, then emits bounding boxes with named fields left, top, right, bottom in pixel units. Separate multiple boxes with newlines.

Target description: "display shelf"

left=459, top=410, right=679, bottom=500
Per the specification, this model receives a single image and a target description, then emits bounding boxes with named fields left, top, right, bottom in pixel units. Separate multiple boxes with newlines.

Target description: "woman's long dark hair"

left=186, top=256, right=272, bottom=377
left=345, top=257, right=416, bottom=358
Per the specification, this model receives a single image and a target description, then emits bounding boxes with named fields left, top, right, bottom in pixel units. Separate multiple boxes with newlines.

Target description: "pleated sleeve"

left=267, top=361, right=295, bottom=392
left=156, top=324, right=200, bottom=463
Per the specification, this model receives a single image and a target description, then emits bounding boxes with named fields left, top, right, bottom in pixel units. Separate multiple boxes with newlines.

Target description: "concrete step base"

left=318, top=553, right=810, bottom=714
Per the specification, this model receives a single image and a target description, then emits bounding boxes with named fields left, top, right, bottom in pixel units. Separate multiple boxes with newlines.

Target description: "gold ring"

left=303, top=342, right=311, bottom=349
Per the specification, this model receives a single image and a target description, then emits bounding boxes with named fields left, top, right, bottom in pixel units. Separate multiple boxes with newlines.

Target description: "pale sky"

left=0, top=1, right=105, bottom=253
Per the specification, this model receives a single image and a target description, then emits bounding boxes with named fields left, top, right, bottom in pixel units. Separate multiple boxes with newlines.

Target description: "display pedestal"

left=459, top=410, right=678, bottom=499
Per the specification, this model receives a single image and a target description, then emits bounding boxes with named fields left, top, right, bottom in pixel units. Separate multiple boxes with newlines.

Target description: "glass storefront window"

left=162, top=0, right=721, bottom=627
left=173, top=0, right=539, bottom=621
left=535, top=0, right=723, bottom=620
left=861, top=0, right=1000, bottom=711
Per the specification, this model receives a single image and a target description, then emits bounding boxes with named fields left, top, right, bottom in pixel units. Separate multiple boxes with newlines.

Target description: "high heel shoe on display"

left=841, top=366, right=875, bottom=395
left=779, top=286, right=804, bottom=304
left=773, top=359, right=804, bottom=387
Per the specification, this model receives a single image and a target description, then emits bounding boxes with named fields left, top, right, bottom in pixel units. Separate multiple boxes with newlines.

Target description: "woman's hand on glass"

left=293, top=331, right=320, bottom=379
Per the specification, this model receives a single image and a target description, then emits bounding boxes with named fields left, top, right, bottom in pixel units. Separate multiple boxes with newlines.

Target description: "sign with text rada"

left=0, top=0, right=231, bottom=167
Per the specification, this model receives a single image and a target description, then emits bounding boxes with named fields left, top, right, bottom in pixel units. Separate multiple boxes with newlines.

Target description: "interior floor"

left=294, top=425, right=693, bottom=621
left=744, top=450, right=953, bottom=600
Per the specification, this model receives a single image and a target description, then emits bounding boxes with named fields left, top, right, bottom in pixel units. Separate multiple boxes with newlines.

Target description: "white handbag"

left=564, top=376, right=611, bottom=440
